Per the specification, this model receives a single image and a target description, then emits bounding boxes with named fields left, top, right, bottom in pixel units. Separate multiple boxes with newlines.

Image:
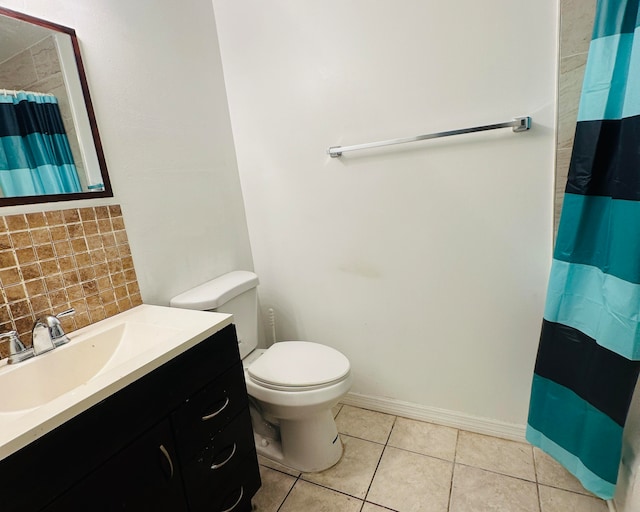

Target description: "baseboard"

left=341, top=392, right=527, bottom=442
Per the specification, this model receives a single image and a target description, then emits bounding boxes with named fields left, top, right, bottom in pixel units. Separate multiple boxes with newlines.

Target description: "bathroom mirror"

left=0, top=7, right=112, bottom=206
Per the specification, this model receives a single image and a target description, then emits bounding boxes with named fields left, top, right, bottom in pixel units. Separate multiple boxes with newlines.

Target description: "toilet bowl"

left=170, top=271, right=352, bottom=472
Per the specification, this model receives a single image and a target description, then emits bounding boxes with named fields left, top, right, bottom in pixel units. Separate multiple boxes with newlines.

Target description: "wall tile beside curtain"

left=556, top=0, right=598, bottom=234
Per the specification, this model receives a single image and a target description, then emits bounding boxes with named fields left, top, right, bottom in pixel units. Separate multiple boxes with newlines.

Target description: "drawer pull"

left=211, top=442, right=237, bottom=470
left=202, top=396, right=230, bottom=421
left=159, top=444, right=174, bottom=479
left=221, top=486, right=244, bottom=512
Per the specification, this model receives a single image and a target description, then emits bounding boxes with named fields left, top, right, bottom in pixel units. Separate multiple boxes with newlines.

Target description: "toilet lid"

left=247, top=341, right=350, bottom=390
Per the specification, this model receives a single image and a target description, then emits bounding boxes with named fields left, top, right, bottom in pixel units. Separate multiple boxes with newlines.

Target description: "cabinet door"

left=43, top=419, right=187, bottom=512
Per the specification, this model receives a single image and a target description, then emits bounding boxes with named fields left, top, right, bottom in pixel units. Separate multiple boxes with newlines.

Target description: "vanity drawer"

left=179, top=407, right=260, bottom=512
left=210, top=451, right=261, bottom=512
left=172, top=361, right=248, bottom=452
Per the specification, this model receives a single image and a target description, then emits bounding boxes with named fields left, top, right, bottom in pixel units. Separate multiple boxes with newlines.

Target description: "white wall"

left=213, top=0, right=558, bottom=425
left=0, top=0, right=253, bottom=304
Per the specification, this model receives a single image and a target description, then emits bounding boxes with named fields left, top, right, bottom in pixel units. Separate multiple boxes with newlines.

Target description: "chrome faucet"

left=32, top=308, right=76, bottom=355
left=0, top=330, right=33, bottom=364
left=0, top=309, right=76, bottom=364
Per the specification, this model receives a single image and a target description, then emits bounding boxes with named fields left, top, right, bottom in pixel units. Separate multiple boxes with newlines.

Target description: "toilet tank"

left=170, top=271, right=259, bottom=359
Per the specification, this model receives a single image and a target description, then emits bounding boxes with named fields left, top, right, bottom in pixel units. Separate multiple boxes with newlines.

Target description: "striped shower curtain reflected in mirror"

left=0, top=91, right=81, bottom=197
left=527, top=0, right=640, bottom=500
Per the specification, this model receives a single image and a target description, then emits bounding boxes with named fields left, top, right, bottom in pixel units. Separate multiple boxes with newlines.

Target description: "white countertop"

left=0, top=304, right=233, bottom=460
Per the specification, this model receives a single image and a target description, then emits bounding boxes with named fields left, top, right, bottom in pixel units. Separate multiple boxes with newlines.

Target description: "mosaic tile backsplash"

left=0, top=205, right=142, bottom=358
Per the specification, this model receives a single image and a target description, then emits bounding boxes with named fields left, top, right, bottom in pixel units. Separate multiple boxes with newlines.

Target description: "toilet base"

left=253, top=409, right=343, bottom=473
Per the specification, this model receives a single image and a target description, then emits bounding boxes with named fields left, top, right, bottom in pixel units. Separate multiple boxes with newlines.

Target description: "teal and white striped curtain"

left=527, top=0, right=640, bottom=499
left=0, top=91, right=82, bottom=197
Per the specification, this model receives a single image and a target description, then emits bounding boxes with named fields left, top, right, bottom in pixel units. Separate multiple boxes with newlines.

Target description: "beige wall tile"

left=555, top=1, right=597, bottom=233
left=30, top=36, right=61, bottom=81
left=557, top=53, right=588, bottom=150
left=560, top=0, right=597, bottom=58
left=0, top=51, right=38, bottom=89
left=554, top=149, right=572, bottom=236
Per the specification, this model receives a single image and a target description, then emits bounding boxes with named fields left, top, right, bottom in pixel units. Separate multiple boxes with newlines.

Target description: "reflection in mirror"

left=0, top=7, right=112, bottom=206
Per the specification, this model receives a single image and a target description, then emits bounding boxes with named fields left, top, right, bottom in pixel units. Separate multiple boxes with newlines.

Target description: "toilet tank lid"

left=170, top=271, right=259, bottom=310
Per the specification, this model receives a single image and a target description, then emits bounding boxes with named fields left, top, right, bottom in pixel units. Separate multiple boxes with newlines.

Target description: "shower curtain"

left=527, top=0, right=640, bottom=500
left=0, top=91, right=81, bottom=197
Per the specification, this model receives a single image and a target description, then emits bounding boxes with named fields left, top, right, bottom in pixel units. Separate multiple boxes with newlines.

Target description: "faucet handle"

left=48, top=308, right=76, bottom=347
left=0, top=330, right=33, bottom=364
left=56, top=308, right=76, bottom=318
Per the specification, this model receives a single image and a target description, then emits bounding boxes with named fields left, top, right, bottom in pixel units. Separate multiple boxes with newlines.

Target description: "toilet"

left=170, top=271, right=352, bottom=472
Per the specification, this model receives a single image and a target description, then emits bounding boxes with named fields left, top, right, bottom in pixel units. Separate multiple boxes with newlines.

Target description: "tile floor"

left=251, top=404, right=610, bottom=512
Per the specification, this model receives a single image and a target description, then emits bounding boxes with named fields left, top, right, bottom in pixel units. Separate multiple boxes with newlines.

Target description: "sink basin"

left=0, top=321, right=178, bottom=413
left=0, top=325, right=119, bottom=413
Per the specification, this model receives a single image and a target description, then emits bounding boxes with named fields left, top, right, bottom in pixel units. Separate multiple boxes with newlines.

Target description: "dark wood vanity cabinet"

left=42, top=418, right=188, bottom=511
left=0, top=324, right=261, bottom=512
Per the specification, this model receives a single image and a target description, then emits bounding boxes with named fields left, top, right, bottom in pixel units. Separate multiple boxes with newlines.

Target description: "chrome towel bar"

left=327, top=116, right=531, bottom=158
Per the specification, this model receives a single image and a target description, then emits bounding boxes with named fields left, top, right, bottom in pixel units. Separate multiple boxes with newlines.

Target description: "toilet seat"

left=247, top=341, right=350, bottom=392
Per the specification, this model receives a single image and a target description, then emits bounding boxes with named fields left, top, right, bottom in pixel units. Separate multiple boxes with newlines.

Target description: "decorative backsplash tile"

left=0, top=205, right=142, bottom=358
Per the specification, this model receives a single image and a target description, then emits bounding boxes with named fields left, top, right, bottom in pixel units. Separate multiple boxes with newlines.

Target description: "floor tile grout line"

left=360, top=416, right=396, bottom=509
left=535, top=483, right=543, bottom=512
left=447, top=429, right=461, bottom=512
left=532, top=445, right=543, bottom=512
left=384, top=415, right=398, bottom=445
left=361, top=442, right=389, bottom=506
left=337, top=431, right=388, bottom=447
left=362, top=501, right=401, bottom=512
left=537, top=482, right=604, bottom=501
left=454, top=461, right=538, bottom=484
left=274, top=473, right=299, bottom=512
left=531, top=445, right=539, bottom=484
left=258, top=462, right=301, bottom=480
left=289, top=478, right=368, bottom=506
left=384, top=442, right=458, bottom=464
